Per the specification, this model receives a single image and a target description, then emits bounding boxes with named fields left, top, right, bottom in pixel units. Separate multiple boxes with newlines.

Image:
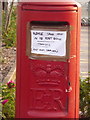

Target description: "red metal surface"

left=16, top=0, right=81, bottom=118
left=22, top=4, right=77, bottom=11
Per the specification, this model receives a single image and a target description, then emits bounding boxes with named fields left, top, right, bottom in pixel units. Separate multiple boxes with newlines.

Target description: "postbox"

left=16, top=0, right=81, bottom=118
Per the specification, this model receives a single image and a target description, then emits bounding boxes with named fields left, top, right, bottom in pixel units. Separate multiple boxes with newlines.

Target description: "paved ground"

left=80, top=26, right=89, bottom=79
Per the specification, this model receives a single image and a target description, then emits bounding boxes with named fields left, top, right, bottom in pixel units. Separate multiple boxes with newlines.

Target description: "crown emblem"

left=31, top=63, right=66, bottom=86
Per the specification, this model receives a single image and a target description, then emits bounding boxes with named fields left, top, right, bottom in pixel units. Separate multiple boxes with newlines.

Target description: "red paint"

left=16, top=0, right=81, bottom=118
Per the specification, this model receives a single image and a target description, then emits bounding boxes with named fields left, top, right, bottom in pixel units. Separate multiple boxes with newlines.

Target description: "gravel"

left=0, top=46, right=16, bottom=81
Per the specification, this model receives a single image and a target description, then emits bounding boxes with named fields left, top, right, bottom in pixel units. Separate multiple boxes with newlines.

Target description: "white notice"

left=31, top=30, right=67, bottom=56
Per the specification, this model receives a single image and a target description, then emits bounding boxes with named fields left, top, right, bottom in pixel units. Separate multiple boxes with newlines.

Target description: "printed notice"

left=31, top=30, right=67, bottom=56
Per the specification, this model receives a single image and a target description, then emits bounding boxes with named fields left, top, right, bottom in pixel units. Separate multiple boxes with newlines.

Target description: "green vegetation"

left=0, top=81, right=15, bottom=118
left=2, top=7, right=16, bottom=48
left=80, top=77, right=90, bottom=118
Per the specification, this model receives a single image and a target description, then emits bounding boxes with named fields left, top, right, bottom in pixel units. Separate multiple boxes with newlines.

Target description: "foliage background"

left=1, top=83, right=15, bottom=118
left=2, top=5, right=16, bottom=48
left=80, top=77, right=90, bottom=118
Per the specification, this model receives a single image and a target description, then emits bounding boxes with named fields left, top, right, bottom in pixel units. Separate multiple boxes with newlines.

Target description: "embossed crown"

left=31, top=63, right=66, bottom=86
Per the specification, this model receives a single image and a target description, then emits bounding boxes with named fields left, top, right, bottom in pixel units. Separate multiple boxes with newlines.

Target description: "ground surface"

left=1, top=46, right=16, bottom=81
left=80, top=26, right=89, bottom=79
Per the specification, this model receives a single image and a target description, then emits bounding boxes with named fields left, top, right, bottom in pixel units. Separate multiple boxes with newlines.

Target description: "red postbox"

left=16, top=0, right=81, bottom=118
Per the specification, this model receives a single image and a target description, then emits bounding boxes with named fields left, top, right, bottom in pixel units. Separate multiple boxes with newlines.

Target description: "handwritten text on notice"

left=31, top=30, right=67, bottom=56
